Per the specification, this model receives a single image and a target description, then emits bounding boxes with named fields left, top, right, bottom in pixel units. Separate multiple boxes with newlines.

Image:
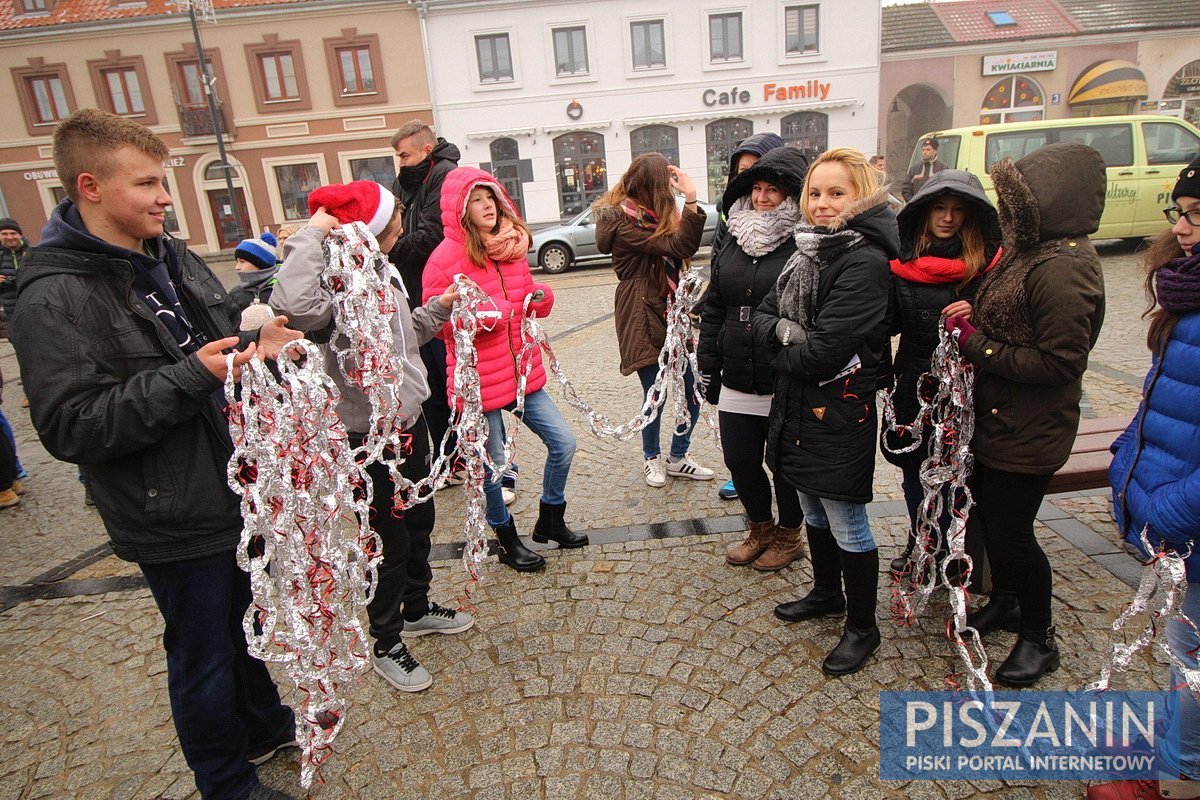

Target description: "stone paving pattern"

left=0, top=241, right=1173, bottom=799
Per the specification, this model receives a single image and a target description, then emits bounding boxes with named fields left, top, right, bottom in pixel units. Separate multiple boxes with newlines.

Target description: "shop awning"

left=1068, top=59, right=1148, bottom=105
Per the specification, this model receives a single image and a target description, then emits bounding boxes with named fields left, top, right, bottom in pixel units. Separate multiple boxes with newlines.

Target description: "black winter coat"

left=698, top=237, right=797, bottom=395
left=882, top=170, right=1000, bottom=469
left=12, top=224, right=247, bottom=565
left=389, top=138, right=461, bottom=307
left=752, top=190, right=899, bottom=503
left=0, top=241, right=26, bottom=319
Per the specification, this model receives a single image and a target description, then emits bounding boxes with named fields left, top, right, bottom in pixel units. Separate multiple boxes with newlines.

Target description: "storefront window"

left=274, top=162, right=321, bottom=220
left=630, top=125, right=679, bottom=164
left=348, top=156, right=396, bottom=186
left=489, top=138, right=526, bottom=219
left=705, top=118, right=753, bottom=201
left=781, top=112, right=828, bottom=162
left=980, top=74, right=1044, bottom=124
left=1166, top=59, right=1200, bottom=127
left=553, top=132, right=606, bottom=218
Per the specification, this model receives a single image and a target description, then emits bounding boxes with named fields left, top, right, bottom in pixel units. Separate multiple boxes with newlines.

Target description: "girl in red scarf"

left=882, top=169, right=1001, bottom=576
left=423, top=168, right=586, bottom=573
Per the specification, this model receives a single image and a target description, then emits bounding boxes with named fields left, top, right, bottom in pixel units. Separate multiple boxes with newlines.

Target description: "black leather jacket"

left=12, top=235, right=247, bottom=564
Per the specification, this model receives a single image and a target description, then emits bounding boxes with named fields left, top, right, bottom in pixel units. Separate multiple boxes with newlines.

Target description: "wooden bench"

left=1045, top=414, right=1134, bottom=494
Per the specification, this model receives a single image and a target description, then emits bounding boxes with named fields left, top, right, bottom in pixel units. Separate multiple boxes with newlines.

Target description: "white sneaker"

left=502, top=486, right=516, bottom=506
left=644, top=457, right=666, bottom=488
left=371, top=641, right=432, bottom=692
left=665, top=455, right=715, bottom=481
left=401, top=602, right=476, bottom=638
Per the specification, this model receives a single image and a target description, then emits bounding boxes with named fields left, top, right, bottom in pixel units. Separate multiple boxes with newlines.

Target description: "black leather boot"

left=995, top=625, right=1060, bottom=687
left=822, top=547, right=881, bottom=676
left=531, top=501, right=589, bottom=548
left=775, top=525, right=846, bottom=622
left=964, top=590, right=1021, bottom=638
left=493, top=517, right=546, bottom=572
left=889, top=532, right=916, bottom=574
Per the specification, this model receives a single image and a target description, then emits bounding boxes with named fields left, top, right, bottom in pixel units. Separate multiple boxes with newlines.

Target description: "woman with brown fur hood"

left=752, top=147, right=898, bottom=677
left=944, top=141, right=1106, bottom=686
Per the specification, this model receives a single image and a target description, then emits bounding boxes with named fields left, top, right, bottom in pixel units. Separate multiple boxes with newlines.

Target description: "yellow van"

left=908, top=115, right=1200, bottom=239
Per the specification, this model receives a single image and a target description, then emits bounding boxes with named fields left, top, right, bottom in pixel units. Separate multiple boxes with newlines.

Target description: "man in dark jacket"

left=0, top=216, right=27, bottom=338
left=901, top=138, right=949, bottom=201
left=389, top=121, right=462, bottom=465
left=11, top=109, right=299, bottom=800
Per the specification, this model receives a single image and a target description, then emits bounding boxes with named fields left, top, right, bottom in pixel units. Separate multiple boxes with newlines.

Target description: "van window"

left=1144, top=122, right=1200, bottom=166
left=1055, top=124, right=1133, bottom=168
left=985, top=131, right=1048, bottom=172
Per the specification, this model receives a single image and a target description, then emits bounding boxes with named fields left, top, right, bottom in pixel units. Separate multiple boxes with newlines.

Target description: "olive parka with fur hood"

left=962, top=141, right=1106, bottom=474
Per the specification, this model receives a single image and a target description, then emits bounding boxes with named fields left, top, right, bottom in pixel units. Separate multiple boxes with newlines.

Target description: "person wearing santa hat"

left=423, top=167, right=587, bottom=572
left=271, top=180, right=473, bottom=694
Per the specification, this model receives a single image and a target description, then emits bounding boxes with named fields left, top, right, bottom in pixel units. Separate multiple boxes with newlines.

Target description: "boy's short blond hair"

left=389, top=119, right=435, bottom=150
left=53, top=108, right=169, bottom=202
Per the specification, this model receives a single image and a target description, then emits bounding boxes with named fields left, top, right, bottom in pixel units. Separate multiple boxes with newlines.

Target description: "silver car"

left=527, top=198, right=719, bottom=274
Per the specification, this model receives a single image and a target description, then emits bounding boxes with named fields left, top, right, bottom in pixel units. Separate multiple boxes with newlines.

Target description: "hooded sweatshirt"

left=422, top=166, right=554, bottom=413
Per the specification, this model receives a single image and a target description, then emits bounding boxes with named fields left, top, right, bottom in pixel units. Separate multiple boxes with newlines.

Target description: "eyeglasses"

left=1163, top=206, right=1200, bottom=226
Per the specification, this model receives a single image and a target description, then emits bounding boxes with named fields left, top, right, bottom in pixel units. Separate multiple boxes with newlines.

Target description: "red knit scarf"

left=889, top=249, right=1002, bottom=285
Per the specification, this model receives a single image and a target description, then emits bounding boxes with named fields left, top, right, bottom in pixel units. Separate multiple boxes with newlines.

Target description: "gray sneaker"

left=401, top=602, right=476, bottom=638
left=371, top=641, right=432, bottom=692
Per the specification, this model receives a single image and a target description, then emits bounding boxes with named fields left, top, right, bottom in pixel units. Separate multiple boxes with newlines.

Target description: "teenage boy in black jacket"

left=10, top=108, right=300, bottom=800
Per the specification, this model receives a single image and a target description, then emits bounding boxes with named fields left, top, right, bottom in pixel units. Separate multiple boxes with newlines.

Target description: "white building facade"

left=413, top=0, right=882, bottom=224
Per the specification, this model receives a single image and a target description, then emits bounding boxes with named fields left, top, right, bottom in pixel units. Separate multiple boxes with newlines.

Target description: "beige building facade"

left=0, top=0, right=432, bottom=253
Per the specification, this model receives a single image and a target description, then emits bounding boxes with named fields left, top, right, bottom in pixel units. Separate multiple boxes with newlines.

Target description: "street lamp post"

left=182, top=0, right=243, bottom=242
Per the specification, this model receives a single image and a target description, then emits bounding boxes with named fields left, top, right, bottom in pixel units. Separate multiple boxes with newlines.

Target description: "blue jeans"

left=1163, top=581, right=1200, bottom=780
left=797, top=492, right=876, bottom=553
left=141, top=550, right=295, bottom=800
left=484, top=388, right=575, bottom=527
left=636, top=362, right=700, bottom=461
left=0, top=409, right=22, bottom=476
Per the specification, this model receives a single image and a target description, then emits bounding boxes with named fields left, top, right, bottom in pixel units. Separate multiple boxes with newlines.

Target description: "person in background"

left=706, top=133, right=785, bottom=502
left=274, top=223, right=301, bottom=261
left=869, top=154, right=887, bottom=174
left=0, top=217, right=27, bottom=341
left=1089, top=158, right=1200, bottom=800
left=945, top=141, right=1106, bottom=686
left=901, top=138, right=948, bottom=201
left=228, top=231, right=279, bottom=321
left=0, top=363, right=21, bottom=508
left=272, top=179, right=475, bottom=694
left=423, top=167, right=586, bottom=572
left=753, top=147, right=897, bottom=677
left=883, top=169, right=1002, bottom=576
left=594, top=154, right=714, bottom=488
left=12, top=108, right=301, bottom=800
left=388, top=120, right=464, bottom=480
left=698, top=147, right=808, bottom=571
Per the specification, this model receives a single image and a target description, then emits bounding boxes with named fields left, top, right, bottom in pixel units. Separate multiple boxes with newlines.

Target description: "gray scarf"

left=775, top=224, right=864, bottom=329
left=725, top=196, right=801, bottom=257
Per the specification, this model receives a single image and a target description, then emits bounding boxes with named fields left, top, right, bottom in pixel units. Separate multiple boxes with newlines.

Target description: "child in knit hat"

left=270, top=180, right=472, bottom=694
left=230, top=231, right=279, bottom=328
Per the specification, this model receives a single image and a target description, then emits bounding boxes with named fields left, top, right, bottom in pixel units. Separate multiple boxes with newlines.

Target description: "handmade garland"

left=880, top=323, right=991, bottom=692
left=225, top=340, right=380, bottom=788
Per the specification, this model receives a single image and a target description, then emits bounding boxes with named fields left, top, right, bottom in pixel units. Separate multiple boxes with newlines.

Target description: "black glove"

left=701, top=373, right=721, bottom=405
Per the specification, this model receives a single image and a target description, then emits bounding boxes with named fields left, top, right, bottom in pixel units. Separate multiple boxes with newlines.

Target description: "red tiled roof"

left=0, top=0, right=311, bottom=32
left=929, top=0, right=1079, bottom=43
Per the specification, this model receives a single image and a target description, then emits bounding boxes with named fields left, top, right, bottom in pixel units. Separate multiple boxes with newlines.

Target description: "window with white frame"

left=709, top=13, right=743, bottom=62
left=785, top=5, right=819, bottom=55
left=553, top=26, right=589, bottom=77
left=475, top=33, right=514, bottom=83
left=274, top=162, right=322, bottom=221
left=630, top=19, right=666, bottom=70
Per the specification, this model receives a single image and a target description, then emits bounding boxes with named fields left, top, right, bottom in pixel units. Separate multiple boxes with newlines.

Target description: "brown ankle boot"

left=725, top=520, right=777, bottom=566
left=751, top=525, right=806, bottom=571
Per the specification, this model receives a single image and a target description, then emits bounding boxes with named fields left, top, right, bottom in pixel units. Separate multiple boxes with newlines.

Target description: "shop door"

left=554, top=132, right=607, bottom=218
left=490, top=138, right=527, bottom=219
left=206, top=188, right=251, bottom=249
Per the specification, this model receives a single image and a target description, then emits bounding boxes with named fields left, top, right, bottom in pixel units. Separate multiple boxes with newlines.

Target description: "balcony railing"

left=176, top=102, right=229, bottom=138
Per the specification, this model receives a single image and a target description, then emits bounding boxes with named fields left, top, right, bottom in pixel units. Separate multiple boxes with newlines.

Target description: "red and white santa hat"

left=307, top=180, right=397, bottom=236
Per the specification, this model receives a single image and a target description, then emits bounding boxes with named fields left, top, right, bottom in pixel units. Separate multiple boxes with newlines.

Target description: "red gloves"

left=943, top=315, right=977, bottom=346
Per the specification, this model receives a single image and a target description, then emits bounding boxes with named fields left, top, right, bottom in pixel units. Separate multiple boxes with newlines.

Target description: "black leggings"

left=718, top=410, right=803, bottom=528
left=969, top=462, right=1053, bottom=637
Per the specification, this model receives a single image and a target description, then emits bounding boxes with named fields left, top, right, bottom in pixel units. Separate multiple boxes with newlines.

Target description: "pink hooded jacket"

left=422, top=167, right=554, bottom=413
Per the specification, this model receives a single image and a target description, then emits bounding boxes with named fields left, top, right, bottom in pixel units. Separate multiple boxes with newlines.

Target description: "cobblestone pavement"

left=0, top=241, right=1171, bottom=799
